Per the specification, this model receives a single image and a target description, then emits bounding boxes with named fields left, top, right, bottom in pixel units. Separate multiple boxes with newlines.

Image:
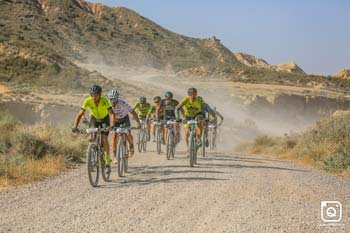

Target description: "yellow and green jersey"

left=177, top=96, right=205, bottom=118
left=133, top=102, right=152, bottom=118
left=149, top=102, right=164, bottom=118
left=81, top=96, right=112, bottom=119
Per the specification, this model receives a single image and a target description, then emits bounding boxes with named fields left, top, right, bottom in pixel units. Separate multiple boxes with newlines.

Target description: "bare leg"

left=101, top=135, right=111, bottom=165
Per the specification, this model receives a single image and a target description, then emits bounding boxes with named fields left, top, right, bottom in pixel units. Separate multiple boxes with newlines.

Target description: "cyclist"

left=149, top=96, right=163, bottom=142
left=211, top=107, right=224, bottom=127
left=201, top=102, right=216, bottom=147
left=175, top=87, right=215, bottom=148
left=72, top=85, right=115, bottom=174
left=156, top=91, right=180, bottom=144
left=208, top=106, right=224, bottom=147
left=133, top=97, right=152, bottom=140
left=107, top=89, right=141, bottom=158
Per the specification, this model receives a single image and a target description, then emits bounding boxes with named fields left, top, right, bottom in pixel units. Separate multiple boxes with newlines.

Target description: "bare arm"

left=155, top=103, right=162, bottom=119
left=108, top=108, right=115, bottom=128
left=73, top=109, right=85, bottom=127
left=216, top=111, right=224, bottom=126
left=131, top=110, right=140, bottom=125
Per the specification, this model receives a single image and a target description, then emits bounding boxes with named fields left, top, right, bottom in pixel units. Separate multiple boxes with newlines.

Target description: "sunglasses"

left=154, top=101, right=160, bottom=104
left=90, top=93, right=100, bottom=97
left=110, top=98, right=118, bottom=103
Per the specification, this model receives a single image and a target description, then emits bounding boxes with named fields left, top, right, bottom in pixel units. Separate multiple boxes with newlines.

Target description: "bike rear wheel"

left=87, top=143, right=99, bottom=187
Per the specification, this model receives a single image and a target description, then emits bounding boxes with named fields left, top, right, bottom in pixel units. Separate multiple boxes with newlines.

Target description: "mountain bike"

left=200, top=121, right=208, bottom=157
left=137, top=119, right=147, bottom=153
left=79, top=126, right=110, bottom=187
left=154, top=120, right=164, bottom=154
left=208, top=124, right=217, bottom=150
left=165, top=119, right=177, bottom=160
left=184, top=119, right=200, bottom=167
left=113, top=126, right=137, bottom=177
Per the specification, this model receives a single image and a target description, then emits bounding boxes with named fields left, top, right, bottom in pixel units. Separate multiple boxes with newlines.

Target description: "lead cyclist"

left=72, top=85, right=115, bottom=174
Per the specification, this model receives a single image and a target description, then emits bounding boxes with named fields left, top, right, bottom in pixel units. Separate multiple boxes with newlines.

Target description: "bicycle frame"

left=81, top=126, right=109, bottom=187
left=113, top=126, right=130, bottom=177
left=165, top=120, right=177, bottom=159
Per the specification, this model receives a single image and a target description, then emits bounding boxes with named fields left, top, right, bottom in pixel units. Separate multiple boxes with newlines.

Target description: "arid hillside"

left=1, top=0, right=350, bottom=95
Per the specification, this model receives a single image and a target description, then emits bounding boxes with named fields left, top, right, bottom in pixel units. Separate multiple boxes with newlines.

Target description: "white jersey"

left=111, top=99, right=133, bottom=119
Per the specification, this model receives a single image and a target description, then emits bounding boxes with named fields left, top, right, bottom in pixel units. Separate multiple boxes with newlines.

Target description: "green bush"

left=323, top=148, right=350, bottom=172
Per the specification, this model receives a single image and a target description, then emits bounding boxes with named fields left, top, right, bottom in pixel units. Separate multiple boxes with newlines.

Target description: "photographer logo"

left=321, top=201, right=342, bottom=223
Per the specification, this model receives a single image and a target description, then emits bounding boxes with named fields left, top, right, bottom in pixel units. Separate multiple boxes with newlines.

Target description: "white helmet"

left=107, top=89, right=120, bottom=99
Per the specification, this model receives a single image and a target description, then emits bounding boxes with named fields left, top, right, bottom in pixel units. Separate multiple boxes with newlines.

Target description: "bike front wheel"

left=189, top=131, right=196, bottom=167
left=156, top=126, right=162, bottom=155
left=87, top=143, right=99, bottom=187
left=137, top=130, right=142, bottom=153
left=117, top=138, right=125, bottom=177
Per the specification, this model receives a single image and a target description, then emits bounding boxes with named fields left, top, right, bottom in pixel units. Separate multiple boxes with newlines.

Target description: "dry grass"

left=0, top=111, right=87, bottom=188
left=238, top=112, right=350, bottom=176
left=0, top=156, right=64, bottom=187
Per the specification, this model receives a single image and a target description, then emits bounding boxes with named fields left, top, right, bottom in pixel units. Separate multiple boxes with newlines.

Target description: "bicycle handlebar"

left=76, top=127, right=109, bottom=134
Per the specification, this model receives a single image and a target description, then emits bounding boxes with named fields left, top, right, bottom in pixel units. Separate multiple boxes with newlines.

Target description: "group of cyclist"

left=72, top=85, right=224, bottom=174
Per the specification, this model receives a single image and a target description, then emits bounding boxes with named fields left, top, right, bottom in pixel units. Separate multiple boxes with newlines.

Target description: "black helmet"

left=164, top=91, right=173, bottom=99
left=90, top=84, right=102, bottom=95
left=139, top=96, right=146, bottom=104
left=153, top=96, right=161, bottom=102
left=187, top=87, right=197, bottom=94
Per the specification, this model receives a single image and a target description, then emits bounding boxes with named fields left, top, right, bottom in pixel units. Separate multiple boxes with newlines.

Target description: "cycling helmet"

left=153, top=96, right=161, bottom=102
left=107, top=89, right=119, bottom=99
left=187, top=87, right=197, bottom=94
left=90, top=84, right=102, bottom=95
left=164, top=91, right=173, bottom=99
left=140, top=96, right=147, bottom=104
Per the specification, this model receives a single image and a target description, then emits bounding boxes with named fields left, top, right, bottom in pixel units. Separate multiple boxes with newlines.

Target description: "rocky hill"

left=334, top=69, right=350, bottom=79
left=234, top=52, right=271, bottom=69
left=274, top=62, right=305, bottom=74
left=234, top=52, right=305, bottom=75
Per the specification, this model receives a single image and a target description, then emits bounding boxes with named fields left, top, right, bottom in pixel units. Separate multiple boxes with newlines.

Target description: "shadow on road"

left=98, top=176, right=227, bottom=189
left=96, top=151, right=309, bottom=189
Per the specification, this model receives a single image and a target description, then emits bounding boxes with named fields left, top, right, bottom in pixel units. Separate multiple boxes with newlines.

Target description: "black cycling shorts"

left=114, top=115, right=131, bottom=128
left=90, top=115, right=110, bottom=136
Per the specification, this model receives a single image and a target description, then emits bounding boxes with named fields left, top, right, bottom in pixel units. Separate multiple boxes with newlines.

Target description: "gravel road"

left=1, top=142, right=350, bottom=233
left=2, top=73, right=349, bottom=232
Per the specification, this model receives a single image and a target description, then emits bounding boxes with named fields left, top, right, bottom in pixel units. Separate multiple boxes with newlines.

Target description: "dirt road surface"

left=1, top=73, right=350, bottom=232
left=1, top=143, right=350, bottom=233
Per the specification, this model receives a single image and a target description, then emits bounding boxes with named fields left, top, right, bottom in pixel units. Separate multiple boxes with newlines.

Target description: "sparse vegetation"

left=242, top=112, right=350, bottom=176
left=0, top=111, right=87, bottom=187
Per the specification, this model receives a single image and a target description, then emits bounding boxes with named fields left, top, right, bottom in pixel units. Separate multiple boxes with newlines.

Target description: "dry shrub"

left=0, top=111, right=87, bottom=187
left=244, top=113, right=350, bottom=175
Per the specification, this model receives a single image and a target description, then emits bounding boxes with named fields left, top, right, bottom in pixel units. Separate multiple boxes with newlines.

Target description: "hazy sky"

left=91, top=0, right=350, bottom=75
